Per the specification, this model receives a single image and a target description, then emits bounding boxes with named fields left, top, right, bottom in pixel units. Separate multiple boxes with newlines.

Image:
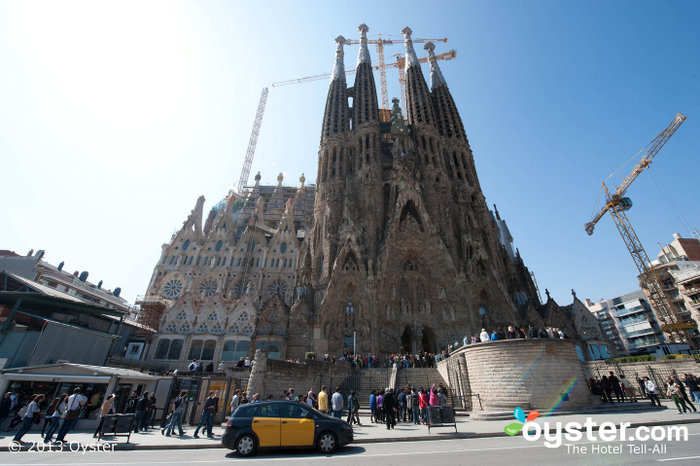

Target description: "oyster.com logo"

left=504, top=407, right=540, bottom=436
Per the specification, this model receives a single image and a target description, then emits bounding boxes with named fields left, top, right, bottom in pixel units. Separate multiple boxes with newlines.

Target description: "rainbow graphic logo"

left=504, top=407, right=540, bottom=436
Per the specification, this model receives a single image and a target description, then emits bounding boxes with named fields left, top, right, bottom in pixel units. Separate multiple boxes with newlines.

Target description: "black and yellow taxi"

left=222, top=400, right=353, bottom=456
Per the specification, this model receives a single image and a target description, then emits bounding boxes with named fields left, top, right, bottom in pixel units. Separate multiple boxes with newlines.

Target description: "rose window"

left=163, top=279, right=183, bottom=298
left=199, top=280, right=218, bottom=297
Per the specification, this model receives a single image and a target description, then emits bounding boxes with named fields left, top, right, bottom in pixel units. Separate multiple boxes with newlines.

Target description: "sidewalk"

left=2, top=401, right=699, bottom=452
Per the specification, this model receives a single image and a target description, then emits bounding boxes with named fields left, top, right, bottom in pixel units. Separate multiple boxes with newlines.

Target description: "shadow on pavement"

left=224, top=445, right=366, bottom=459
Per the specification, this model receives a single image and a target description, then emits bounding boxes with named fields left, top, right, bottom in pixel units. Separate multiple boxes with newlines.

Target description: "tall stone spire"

left=321, top=35, right=350, bottom=141
left=357, top=23, right=371, bottom=65
left=353, top=24, right=379, bottom=127
left=401, top=26, right=436, bottom=127
left=424, top=42, right=446, bottom=90
left=401, top=26, right=419, bottom=68
left=331, top=35, right=347, bottom=82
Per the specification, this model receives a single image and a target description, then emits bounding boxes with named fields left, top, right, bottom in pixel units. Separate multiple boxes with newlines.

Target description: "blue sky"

left=1, top=0, right=698, bottom=306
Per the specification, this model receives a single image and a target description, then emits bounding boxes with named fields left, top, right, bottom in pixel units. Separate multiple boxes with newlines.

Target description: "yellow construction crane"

left=585, top=113, right=693, bottom=346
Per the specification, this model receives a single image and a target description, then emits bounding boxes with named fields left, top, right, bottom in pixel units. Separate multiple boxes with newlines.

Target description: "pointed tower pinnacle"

left=389, top=98, right=409, bottom=138
left=357, top=23, right=371, bottom=65
left=425, top=42, right=446, bottom=90
left=331, top=35, right=347, bottom=82
left=401, top=27, right=419, bottom=68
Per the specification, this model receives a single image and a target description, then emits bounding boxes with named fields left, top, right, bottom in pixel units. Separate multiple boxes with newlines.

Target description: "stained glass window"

left=163, top=279, right=183, bottom=298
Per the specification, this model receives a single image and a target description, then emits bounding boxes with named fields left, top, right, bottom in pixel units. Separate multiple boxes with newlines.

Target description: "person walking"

left=673, top=375, right=697, bottom=412
left=12, top=394, right=43, bottom=443
left=163, top=390, right=187, bottom=437
left=666, top=378, right=691, bottom=414
left=608, top=372, right=624, bottom=402
left=54, top=388, right=85, bottom=443
left=684, top=374, right=700, bottom=405
left=347, top=391, right=360, bottom=425
left=93, top=394, right=115, bottom=438
left=44, top=395, right=67, bottom=443
left=331, top=387, right=344, bottom=419
left=194, top=391, right=216, bottom=438
left=644, top=377, right=661, bottom=407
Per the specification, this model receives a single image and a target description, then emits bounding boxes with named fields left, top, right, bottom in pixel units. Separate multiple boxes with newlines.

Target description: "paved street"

left=1, top=424, right=700, bottom=466
left=1, top=405, right=699, bottom=465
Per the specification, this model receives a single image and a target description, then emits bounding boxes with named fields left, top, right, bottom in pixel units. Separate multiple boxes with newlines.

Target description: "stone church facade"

left=143, top=25, right=604, bottom=367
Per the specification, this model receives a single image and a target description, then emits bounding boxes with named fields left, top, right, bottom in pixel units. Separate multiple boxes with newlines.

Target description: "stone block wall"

left=246, top=350, right=353, bottom=399
left=460, top=339, right=592, bottom=411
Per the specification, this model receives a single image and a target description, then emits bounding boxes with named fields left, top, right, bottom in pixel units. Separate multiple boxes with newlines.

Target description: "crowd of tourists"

left=587, top=371, right=700, bottom=415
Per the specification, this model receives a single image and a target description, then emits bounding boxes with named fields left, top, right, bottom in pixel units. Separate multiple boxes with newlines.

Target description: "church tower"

left=301, top=24, right=546, bottom=358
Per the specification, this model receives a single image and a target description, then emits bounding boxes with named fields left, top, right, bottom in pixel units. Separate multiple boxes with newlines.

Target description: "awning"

left=4, top=374, right=112, bottom=383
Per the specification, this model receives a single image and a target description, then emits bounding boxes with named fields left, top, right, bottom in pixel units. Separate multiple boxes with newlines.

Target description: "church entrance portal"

left=401, top=326, right=414, bottom=354
left=421, top=328, right=435, bottom=354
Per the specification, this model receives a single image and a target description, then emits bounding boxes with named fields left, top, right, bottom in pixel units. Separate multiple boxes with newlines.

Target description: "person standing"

left=307, top=388, right=317, bottom=408
left=55, top=388, right=85, bottom=443
left=318, top=386, right=329, bottom=414
left=608, top=372, right=624, bottom=402
left=376, top=390, right=384, bottom=423
left=369, top=390, right=377, bottom=423
left=133, top=392, right=151, bottom=433
left=644, top=377, right=661, bottom=407
left=383, top=388, right=396, bottom=430
left=0, top=392, right=13, bottom=432
left=93, top=394, right=115, bottom=438
left=12, top=394, right=44, bottom=443
left=331, top=387, right=343, bottom=419
left=398, top=388, right=407, bottom=422
left=229, top=389, right=241, bottom=415
left=44, top=395, right=67, bottom=443
left=164, top=390, right=187, bottom=437
left=194, top=391, right=216, bottom=438
left=411, top=388, right=420, bottom=424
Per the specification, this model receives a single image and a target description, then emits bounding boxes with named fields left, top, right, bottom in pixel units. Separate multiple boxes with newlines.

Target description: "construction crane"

left=584, top=113, right=691, bottom=345
left=272, top=50, right=456, bottom=109
left=236, top=87, right=268, bottom=194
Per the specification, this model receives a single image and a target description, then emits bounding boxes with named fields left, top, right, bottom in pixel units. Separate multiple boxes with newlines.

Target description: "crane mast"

left=237, top=87, right=268, bottom=194
left=585, top=113, right=691, bottom=346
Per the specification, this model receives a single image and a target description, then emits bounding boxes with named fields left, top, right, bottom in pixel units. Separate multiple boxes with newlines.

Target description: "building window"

left=221, top=340, right=236, bottom=361
left=238, top=311, right=249, bottom=322
left=216, top=241, right=223, bottom=252
left=179, top=323, right=191, bottom=333
left=207, top=312, right=218, bottom=321
left=196, top=323, right=209, bottom=334
left=188, top=340, right=203, bottom=360
left=199, top=280, right=218, bottom=297
left=280, top=242, right=287, bottom=253
left=176, top=310, right=187, bottom=321
left=183, top=240, right=190, bottom=251
left=234, top=340, right=250, bottom=360
left=162, top=279, right=183, bottom=298
left=229, top=323, right=240, bottom=333
left=154, top=338, right=184, bottom=360
left=242, top=323, right=254, bottom=335
left=201, top=340, right=216, bottom=360
left=166, top=322, right=177, bottom=333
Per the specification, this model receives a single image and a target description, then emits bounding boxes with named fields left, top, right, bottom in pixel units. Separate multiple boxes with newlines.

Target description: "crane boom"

left=237, top=87, right=268, bottom=194
left=271, top=50, right=456, bottom=88
left=585, top=113, right=686, bottom=235
left=585, top=113, right=691, bottom=346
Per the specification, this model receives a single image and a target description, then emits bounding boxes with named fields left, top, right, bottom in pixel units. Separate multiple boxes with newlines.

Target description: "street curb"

left=3, top=417, right=700, bottom=452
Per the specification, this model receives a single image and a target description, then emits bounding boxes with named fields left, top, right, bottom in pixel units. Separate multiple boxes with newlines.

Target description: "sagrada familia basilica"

left=142, top=25, right=606, bottom=368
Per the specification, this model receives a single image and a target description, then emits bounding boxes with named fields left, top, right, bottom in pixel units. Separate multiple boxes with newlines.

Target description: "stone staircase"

left=338, top=368, right=392, bottom=406
left=394, top=367, right=452, bottom=404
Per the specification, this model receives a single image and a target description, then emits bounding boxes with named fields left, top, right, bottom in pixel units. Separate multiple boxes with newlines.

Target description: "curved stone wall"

left=462, top=339, right=592, bottom=412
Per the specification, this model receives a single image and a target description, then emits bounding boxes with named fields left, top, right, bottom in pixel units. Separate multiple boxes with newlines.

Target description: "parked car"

left=222, top=400, right=353, bottom=456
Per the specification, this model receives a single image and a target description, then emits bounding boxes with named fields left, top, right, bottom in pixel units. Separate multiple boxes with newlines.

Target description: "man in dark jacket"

left=0, top=392, right=12, bottom=431
left=398, top=389, right=407, bottom=422
left=133, top=392, right=151, bottom=433
left=608, top=372, right=624, bottom=402
left=383, top=388, right=396, bottom=430
left=194, top=391, right=216, bottom=438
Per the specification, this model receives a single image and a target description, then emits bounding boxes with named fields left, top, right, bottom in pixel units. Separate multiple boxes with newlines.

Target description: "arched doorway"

left=400, top=326, right=413, bottom=354
left=421, top=328, right=435, bottom=354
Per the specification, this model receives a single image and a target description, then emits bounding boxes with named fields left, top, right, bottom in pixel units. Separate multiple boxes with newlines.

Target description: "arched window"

left=280, top=242, right=287, bottom=253
left=215, top=241, right=223, bottom=252
left=183, top=239, right=190, bottom=251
